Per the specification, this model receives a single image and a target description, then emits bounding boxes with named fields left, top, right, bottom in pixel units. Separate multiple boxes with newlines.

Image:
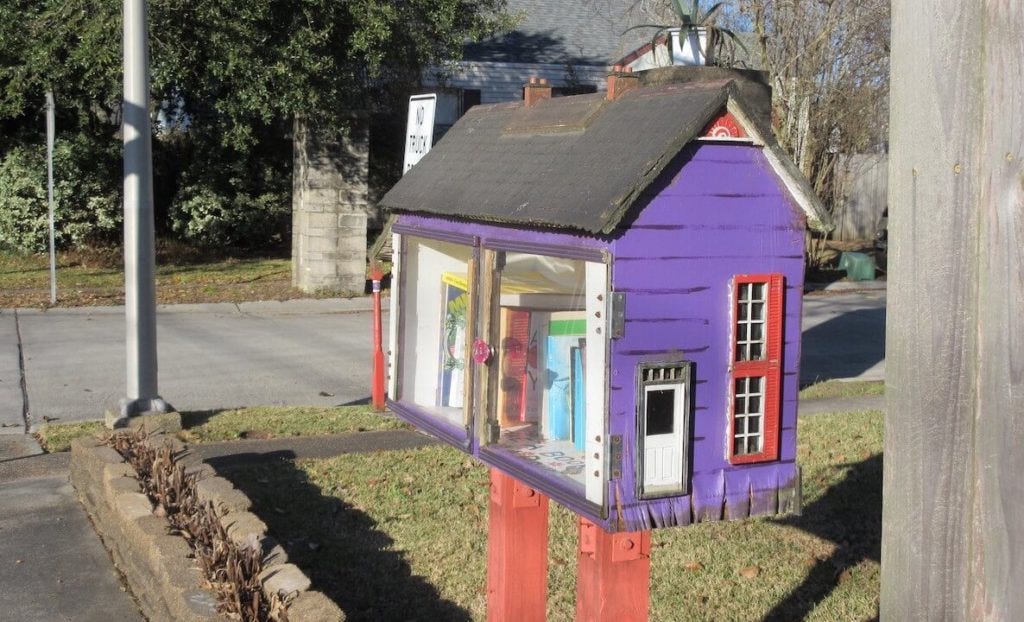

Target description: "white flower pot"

left=669, top=27, right=710, bottom=66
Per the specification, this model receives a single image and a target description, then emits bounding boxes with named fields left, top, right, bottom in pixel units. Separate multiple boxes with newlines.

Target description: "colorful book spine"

left=497, top=308, right=531, bottom=425
left=438, top=273, right=468, bottom=408
left=544, top=312, right=586, bottom=441
left=571, top=343, right=586, bottom=452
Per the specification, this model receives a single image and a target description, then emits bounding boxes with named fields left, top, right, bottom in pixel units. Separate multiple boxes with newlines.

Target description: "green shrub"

left=0, top=136, right=121, bottom=253
left=169, top=182, right=289, bottom=249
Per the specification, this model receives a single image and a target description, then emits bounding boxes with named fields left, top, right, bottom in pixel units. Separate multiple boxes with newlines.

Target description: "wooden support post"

left=576, top=517, right=651, bottom=622
left=486, top=469, right=549, bottom=622
left=883, top=1, right=1024, bottom=619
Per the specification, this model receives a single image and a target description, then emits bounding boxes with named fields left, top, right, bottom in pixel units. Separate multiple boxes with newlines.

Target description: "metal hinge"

left=610, top=292, right=626, bottom=339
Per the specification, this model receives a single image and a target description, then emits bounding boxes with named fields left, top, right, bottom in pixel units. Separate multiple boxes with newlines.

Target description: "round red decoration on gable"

left=702, top=111, right=747, bottom=139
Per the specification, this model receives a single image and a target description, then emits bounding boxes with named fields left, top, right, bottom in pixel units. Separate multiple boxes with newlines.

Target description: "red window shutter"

left=729, top=274, right=784, bottom=464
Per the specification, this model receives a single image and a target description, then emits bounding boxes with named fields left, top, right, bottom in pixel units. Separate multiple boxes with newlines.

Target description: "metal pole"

left=116, top=0, right=168, bottom=423
left=45, top=92, right=56, bottom=305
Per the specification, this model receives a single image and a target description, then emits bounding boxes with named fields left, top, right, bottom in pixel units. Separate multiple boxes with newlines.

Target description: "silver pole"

left=45, top=92, right=56, bottom=305
left=117, top=0, right=167, bottom=423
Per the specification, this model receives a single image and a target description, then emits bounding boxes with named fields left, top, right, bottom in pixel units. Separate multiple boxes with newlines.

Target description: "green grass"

left=34, top=420, right=107, bottom=453
left=0, top=249, right=308, bottom=307
left=33, top=405, right=406, bottom=452
left=219, top=409, right=884, bottom=621
left=178, top=405, right=408, bottom=443
left=799, top=379, right=885, bottom=401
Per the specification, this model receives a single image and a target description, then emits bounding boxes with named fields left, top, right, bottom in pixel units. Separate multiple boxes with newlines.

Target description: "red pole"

left=370, top=262, right=386, bottom=412
left=576, top=517, right=651, bottom=622
left=486, top=469, right=549, bottom=621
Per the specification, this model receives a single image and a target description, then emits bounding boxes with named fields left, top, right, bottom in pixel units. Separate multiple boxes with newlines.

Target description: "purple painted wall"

left=606, top=142, right=805, bottom=531
left=391, top=141, right=806, bottom=532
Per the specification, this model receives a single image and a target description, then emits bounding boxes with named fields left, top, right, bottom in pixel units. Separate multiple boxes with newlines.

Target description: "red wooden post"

left=370, top=262, right=385, bottom=412
left=486, top=469, right=549, bottom=622
left=576, top=517, right=651, bottom=622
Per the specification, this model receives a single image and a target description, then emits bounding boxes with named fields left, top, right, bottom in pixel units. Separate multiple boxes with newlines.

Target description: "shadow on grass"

left=213, top=452, right=472, bottom=622
left=179, top=410, right=220, bottom=430
left=763, top=453, right=882, bottom=622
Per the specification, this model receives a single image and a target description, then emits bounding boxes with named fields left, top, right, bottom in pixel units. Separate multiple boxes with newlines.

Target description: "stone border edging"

left=70, top=432, right=344, bottom=622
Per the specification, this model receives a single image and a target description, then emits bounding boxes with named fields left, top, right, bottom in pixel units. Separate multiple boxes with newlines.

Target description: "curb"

left=10, top=296, right=384, bottom=316
left=70, top=428, right=344, bottom=622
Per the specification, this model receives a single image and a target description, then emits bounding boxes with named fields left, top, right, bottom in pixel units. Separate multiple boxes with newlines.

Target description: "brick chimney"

left=523, top=77, right=552, bottom=107
left=607, top=65, right=640, bottom=101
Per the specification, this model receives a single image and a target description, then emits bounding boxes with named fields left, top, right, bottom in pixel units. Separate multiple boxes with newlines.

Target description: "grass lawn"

left=0, top=247, right=328, bottom=307
left=34, top=405, right=406, bottom=452
left=218, top=409, right=883, bottom=621
left=178, top=405, right=408, bottom=443
left=799, top=379, right=885, bottom=400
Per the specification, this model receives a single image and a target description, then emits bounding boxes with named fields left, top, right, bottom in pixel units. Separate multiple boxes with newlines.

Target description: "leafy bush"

left=0, top=135, right=121, bottom=253
left=169, top=183, right=289, bottom=250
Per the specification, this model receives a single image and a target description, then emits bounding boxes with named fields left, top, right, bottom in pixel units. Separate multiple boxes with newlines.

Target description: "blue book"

left=571, top=344, right=586, bottom=452
left=544, top=313, right=586, bottom=441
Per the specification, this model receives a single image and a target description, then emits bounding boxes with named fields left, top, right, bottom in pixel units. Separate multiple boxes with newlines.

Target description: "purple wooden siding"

left=606, top=142, right=805, bottom=531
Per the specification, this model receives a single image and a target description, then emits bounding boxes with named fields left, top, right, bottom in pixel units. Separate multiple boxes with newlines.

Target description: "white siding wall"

left=424, top=61, right=609, bottom=104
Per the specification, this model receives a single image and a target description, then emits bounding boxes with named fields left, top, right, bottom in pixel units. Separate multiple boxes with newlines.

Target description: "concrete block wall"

left=292, top=115, right=373, bottom=294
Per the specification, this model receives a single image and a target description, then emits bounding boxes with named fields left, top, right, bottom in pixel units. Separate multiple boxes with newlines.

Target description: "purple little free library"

left=379, top=67, right=831, bottom=533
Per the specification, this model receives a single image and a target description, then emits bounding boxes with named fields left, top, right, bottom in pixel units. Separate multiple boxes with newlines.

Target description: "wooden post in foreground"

left=576, top=518, right=650, bottom=621
left=486, top=469, right=548, bottom=621
left=882, top=1, right=1023, bottom=619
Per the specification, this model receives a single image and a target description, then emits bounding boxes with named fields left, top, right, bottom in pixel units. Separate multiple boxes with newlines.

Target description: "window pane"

left=748, top=414, right=760, bottom=433
left=738, top=323, right=749, bottom=341
left=752, top=301, right=765, bottom=320
left=492, top=252, right=591, bottom=486
left=397, top=237, right=474, bottom=429
left=747, top=436, right=761, bottom=454
left=739, top=283, right=751, bottom=302
left=750, top=376, right=763, bottom=394
left=752, top=283, right=765, bottom=300
left=739, top=302, right=749, bottom=320
left=645, top=389, right=675, bottom=435
left=749, top=343, right=763, bottom=360
left=750, top=322, right=764, bottom=341
left=748, top=394, right=762, bottom=415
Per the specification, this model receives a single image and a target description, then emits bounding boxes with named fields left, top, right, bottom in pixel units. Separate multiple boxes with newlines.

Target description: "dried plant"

left=108, top=428, right=288, bottom=621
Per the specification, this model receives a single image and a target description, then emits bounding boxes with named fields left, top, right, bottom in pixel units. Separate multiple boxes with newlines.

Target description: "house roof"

left=380, top=68, right=832, bottom=235
left=464, top=0, right=657, bottom=66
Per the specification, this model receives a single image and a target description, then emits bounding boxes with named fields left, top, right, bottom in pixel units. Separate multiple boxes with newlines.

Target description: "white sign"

left=403, top=94, right=437, bottom=173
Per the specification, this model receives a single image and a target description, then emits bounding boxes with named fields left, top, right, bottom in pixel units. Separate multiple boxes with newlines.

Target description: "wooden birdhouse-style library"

left=380, top=66, right=831, bottom=534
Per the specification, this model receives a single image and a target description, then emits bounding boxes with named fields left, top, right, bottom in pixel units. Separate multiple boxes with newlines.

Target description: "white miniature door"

left=639, top=364, right=689, bottom=498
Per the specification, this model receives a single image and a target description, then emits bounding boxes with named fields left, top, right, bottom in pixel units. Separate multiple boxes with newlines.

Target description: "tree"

left=737, top=0, right=890, bottom=209
left=0, top=0, right=510, bottom=251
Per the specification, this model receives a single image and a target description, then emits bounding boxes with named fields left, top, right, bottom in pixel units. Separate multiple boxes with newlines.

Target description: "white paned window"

left=733, top=376, right=764, bottom=456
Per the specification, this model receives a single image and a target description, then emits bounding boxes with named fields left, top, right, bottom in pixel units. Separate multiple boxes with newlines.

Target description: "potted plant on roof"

left=626, top=0, right=747, bottom=67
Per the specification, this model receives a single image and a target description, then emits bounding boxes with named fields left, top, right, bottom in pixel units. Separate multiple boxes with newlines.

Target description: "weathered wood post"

left=486, top=469, right=548, bottom=621
left=882, top=2, right=1023, bottom=619
left=576, top=518, right=651, bottom=621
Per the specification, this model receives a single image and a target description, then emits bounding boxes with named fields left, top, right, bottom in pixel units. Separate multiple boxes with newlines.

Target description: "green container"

left=838, top=251, right=876, bottom=281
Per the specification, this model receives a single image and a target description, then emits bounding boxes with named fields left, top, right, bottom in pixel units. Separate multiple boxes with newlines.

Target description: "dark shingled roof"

left=381, top=69, right=831, bottom=235
left=464, top=0, right=656, bottom=65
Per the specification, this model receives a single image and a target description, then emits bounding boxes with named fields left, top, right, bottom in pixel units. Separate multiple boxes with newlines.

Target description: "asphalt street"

left=0, top=290, right=886, bottom=433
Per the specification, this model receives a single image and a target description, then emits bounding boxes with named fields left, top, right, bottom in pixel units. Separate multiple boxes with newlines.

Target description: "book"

left=438, top=273, right=469, bottom=408
left=497, top=308, right=531, bottom=426
left=570, top=342, right=587, bottom=452
left=544, top=311, right=587, bottom=441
